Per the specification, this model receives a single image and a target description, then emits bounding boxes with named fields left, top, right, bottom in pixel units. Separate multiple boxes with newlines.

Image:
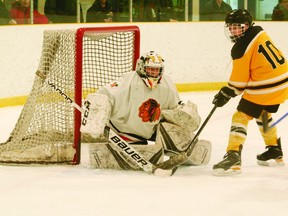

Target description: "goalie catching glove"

left=212, top=86, right=238, bottom=107
left=80, top=93, right=111, bottom=138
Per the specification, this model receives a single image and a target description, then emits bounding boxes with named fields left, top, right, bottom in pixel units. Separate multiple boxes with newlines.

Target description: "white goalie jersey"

left=81, top=71, right=211, bottom=170
left=80, top=52, right=211, bottom=170
left=97, top=71, right=180, bottom=139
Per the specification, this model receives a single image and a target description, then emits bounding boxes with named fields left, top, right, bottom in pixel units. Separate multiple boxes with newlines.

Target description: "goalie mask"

left=224, top=9, right=254, bottom=43
left=136, top=51, right=164, bottom=89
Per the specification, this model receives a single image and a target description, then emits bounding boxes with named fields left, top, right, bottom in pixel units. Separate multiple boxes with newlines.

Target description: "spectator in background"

left=144, top=0, right=177, bottom=22
left=272, top=0, right=288, bottom=21
left=201, top=0, right=232, bottom=21
left=0, top=0, right=13, bottom=24
left=44, top=0, right=77, bottom=23
left=110, top=0, right=120, bottom=22
left=10, top=0, right=49, bottom=24
left=87, top=0, right=113, bottom=23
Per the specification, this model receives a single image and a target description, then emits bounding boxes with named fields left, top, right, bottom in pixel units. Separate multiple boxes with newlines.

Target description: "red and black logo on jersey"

left=138, top=99, right=160, bottom=122
left=110, top=82, right=118, bottom=87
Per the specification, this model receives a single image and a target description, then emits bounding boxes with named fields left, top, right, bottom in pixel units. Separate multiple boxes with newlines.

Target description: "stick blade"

left=159, top=152, right=188, bottom=169
left=154, top=168, right=174, bottom=177
left=153, top=152, right=188, bottom=176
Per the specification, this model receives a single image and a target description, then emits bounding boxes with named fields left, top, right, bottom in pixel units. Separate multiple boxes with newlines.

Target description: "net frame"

left=74, top=26, right=140, bottom=164
left=0, top=26, right=140, bottom=165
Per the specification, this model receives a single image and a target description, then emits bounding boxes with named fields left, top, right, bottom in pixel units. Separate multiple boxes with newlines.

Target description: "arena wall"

left=0, top=22, right=287, bottom=107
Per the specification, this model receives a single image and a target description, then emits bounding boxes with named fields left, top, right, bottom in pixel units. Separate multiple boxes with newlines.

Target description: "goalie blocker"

left=81, top=93, right=111, bottom=138
left=81, top=93, right=211, bottom=170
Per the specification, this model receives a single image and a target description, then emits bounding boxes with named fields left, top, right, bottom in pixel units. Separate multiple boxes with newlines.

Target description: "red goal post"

left=0, top=26, right=140, bottom=165
left=74, top=26, right=140, bottom=164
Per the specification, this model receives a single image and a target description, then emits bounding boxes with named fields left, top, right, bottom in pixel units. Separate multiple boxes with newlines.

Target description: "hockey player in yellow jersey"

left=212, top=9, right=288, bottom=176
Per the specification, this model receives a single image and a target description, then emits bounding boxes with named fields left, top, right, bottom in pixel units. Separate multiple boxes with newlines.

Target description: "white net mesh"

left=0, top=26, right=140, bottom=164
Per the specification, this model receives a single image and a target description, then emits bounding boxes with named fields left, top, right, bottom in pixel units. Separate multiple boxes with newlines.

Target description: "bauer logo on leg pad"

left=110, top=135, right=148, bottom=166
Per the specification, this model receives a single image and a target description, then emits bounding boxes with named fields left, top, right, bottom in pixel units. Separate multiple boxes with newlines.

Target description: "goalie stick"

left=36, top=70, right=174, bottom=177
left=36, top=70, right=84, bottom=113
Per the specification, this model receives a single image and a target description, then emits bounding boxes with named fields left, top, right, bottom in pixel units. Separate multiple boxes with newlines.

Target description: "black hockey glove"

left=212, top=86, right=237, bottom=107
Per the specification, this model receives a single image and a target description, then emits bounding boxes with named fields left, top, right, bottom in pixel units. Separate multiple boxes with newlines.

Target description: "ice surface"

left=1, top=92, right=288, bottom=216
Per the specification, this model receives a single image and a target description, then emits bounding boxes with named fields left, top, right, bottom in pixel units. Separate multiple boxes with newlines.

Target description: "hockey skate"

left=213, top=145, right=242, bottom=176
left=257, top=138, right=284, bottom=166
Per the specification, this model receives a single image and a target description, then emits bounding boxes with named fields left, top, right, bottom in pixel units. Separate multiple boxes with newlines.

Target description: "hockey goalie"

left=81, top=51, right=212, bottom=171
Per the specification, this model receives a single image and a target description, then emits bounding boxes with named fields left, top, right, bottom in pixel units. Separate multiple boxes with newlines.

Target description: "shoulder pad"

left=231, top=26, right=263, bottom=60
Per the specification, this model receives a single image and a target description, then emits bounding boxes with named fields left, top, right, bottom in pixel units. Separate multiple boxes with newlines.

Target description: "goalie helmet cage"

left=0, top=26, right=140, bottom=165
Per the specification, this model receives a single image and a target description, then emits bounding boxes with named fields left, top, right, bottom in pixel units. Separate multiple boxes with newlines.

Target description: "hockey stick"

left=36, top=70, right=174, bottom=176
left=157, top=105, right=217, bottom=173
left=261, top=110, right=269, bottom=133
left=186, top=105, right=217, bottom=155
left=268, top=111, right=288, bottom=130
left=36, top=70, right=84, bottom=113
left=103, top=126, right=173, bottom=176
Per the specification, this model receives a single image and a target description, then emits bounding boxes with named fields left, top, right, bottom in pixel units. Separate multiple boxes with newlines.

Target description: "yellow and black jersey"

left=228, top=26, right=288, bottom=105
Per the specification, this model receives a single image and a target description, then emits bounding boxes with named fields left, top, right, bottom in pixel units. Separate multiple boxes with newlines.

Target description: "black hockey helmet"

left=224, top=9, right=254, bottom=42
left=225, top=9, right=253, bottom=26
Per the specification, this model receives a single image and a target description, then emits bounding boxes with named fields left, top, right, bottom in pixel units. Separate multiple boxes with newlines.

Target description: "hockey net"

left=0, top=26, right=140, bottom=165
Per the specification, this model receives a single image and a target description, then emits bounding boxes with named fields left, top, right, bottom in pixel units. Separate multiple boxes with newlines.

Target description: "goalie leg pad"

left=89, top=142, right=134, bottom=170
left=157, top=122, right=194, bottom=155
left=156, top=122, right=211, bottom=166
left=81, top=93, right=111, bottom=138
left=89, top=142, right=164, bottom=170
left=184, top=140, right=212, bottom=166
